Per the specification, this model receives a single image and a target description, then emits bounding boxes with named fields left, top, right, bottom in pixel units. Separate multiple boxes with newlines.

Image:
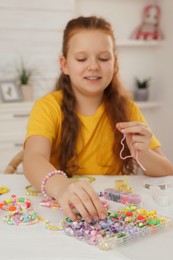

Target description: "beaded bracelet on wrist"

left=41, top=170, right=67, bottom=200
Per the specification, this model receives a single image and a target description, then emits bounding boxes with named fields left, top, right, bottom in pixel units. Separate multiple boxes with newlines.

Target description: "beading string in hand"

left=120, top=133, right=146, bottom=171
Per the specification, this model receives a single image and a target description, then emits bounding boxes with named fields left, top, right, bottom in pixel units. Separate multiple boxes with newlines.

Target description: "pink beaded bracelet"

left=41, top=170, right=67, bottom=200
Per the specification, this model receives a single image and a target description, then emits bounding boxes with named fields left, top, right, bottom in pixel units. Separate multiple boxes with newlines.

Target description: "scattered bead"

left=0, top=186, right=9, bottom=195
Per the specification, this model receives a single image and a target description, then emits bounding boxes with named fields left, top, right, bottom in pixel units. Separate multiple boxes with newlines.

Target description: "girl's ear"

left=59, top=56, right=69, bottom=75
left=114, top=55, right=118, bottom=74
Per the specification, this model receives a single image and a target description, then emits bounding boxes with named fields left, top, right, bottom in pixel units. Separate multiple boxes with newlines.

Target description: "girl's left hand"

left=116, top=121, right=153, bottom=157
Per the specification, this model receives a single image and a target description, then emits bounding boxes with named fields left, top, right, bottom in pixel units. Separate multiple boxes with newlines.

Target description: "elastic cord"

left=120, top=133, right=146, bottom=171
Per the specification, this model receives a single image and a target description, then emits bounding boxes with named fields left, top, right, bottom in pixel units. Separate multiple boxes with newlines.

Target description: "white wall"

left=141, top=0, right=173, bottom=162
left=0, top=0, right=173, bottom=162
left=0, top=0, right=76, bottom=97
left=153, top=0, right=173, bottom=161
left=76, top=0, right=156, bottom=94
left=76, top=0, right=173, bottom=162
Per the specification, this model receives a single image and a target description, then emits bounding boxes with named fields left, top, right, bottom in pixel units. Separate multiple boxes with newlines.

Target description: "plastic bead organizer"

left=103, top=188, right=142, bottom=207
left=64, top=205, right=173, bottom=250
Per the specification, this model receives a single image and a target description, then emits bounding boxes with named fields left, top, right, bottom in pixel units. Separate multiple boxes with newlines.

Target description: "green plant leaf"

left=17, top=60, right=37, bottom=85
left=135, top=78, right=150, bottom=89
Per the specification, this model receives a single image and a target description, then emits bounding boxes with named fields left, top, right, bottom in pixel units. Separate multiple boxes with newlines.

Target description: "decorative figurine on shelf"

left=131, top=4, right=164, bottom=40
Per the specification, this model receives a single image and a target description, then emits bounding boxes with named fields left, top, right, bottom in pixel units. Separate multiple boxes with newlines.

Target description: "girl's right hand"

left=57, top=179, right=107, bottom=222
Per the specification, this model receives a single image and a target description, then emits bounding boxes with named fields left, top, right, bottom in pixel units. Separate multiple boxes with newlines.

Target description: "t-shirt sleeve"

left=25, top=95, right=61, bottom=143
left=128, top=101, right=161, bottom=150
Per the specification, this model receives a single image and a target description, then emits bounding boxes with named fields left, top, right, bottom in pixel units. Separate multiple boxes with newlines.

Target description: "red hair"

left=55, top=16, right=135, bottom=177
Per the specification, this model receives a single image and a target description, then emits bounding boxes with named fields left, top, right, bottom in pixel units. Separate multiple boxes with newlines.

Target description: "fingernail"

left=100, top=213, right=106, bottom=219
left=86, top=217, right=91, bottom=223
left=93, top=215, right=98, bottom=221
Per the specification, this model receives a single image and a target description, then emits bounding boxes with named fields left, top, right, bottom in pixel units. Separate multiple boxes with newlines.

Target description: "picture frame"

left=0, top=80, right=22, bottom=102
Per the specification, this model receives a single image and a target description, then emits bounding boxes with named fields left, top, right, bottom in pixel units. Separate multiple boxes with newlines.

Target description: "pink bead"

left=91, top=230, right=97, bottom=236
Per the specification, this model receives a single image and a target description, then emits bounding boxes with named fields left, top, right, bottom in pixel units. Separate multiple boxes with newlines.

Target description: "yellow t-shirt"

left=26, top=90, right=160, bottom=175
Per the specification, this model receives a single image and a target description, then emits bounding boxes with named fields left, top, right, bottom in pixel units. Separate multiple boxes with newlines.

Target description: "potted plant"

left=17, top=62, right=36, bottom=101
left=134, top=77, right=150, bottom=101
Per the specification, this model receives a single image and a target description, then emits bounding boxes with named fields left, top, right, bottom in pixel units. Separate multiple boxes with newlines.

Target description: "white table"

left=0, top=174, right=173, bottom=260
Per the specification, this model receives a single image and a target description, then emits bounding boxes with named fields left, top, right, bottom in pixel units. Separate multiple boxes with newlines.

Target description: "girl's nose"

left=87, top=59, right=100, bottom=71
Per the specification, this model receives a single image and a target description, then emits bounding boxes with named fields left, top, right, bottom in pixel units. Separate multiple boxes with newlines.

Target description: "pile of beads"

left=0, top=195, right=31, bottom=212
left=3, top=210, right=38, bottom=226
left=0, top=195, right=39, bottom=226
left=64, top=205, right=172, bottom=250
left=103, top=188, right=141, bottom=206
left=38, top=199, right=108, bottom=231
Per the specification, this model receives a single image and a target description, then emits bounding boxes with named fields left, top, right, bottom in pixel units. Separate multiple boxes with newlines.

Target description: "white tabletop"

left=0, top=174, right=173, bottom=260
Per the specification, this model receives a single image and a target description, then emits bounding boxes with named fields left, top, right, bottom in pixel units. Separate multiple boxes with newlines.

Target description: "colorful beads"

left=0, top=195, right=38, bottom=226
left=40, top=170, right=67, bottom=200
left=39, top=199, right=62, bottom=209
left=3, top=210, right=39, bottom=226
left=103, top=188, right=141, bottom=207
left=0, top=195, right=31, bottom=212
left=38, top=216, right=65, bottom=231
left=64, top=206, right=172, bottom=250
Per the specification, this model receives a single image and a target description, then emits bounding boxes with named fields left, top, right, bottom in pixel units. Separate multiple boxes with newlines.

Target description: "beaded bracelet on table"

left=0, top=186, right=9, bottom=195
left=3, top=210, right=39, bottom=226
left=0, top=195, right=31, bottom=212
left=25, top=185, right=41, bottom=196
left=38, top=215, right=65, bottom=231
left=0, top=195, right=39, bottom=226
left=71, top=175, right=95, bottom=183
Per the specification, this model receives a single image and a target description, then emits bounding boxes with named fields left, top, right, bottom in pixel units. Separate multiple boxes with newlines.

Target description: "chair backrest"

left=3, top=150, right=23, bottom=174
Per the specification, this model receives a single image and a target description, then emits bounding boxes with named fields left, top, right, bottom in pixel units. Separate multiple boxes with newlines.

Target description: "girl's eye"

left=99, top=58, right=109, bottom=62
left=76, top=58, right=86, bottom=62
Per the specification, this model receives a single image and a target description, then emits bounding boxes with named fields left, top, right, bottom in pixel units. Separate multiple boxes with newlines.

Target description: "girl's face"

left=60, top=30, right=116, bottom=99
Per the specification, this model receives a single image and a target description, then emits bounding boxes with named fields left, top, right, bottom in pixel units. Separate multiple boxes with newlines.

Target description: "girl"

left=23, top=16, right=173, bottom=222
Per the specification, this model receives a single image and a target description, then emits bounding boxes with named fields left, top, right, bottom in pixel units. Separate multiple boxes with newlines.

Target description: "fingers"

left=58, top=180, right=106, bottom=222
left=69, top=190, right=96, bottom=222
left=117, top=122, right=153, bottom=155
left=132, top=140, right=146, bottom=152
left=116, top=122, right=152, bottom=137
left=78, top=180, right=106, bottom=219
left=132, top=134, right=151, bottom=146
left=117, top=121, right=146, bottom=129
left=62, top=201, right=76, bottom=221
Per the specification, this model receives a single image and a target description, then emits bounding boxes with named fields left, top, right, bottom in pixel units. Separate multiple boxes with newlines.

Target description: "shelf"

left=117, top=40, right=164, bottom=47
left=0, top=101, right=34, bottom=113
left=136, top=101, right=162, bottom=109
left=0, top=101, right=162, bottom=110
